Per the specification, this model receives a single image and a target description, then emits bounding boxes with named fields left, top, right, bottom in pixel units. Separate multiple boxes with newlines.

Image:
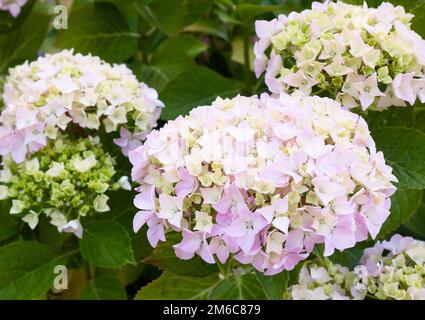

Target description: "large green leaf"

left=160, top=66, right=245, bottom=120
left=80, top=276, right=127, bottom=300
left=135, top=271, right=266, bottom=300
left=235, top=4, right=282, bottom=22
left=134, top=56, right=195, bottom=93
left=404, top=201, right=425, bottom=238
left=153, top=35, right=208, bottom=61
left=132, top=35, right=208, bottom=93
left=184, top=19, right=228, bottom=40
left=184, top=0, right=213, bottom=25
left=254, top=271, right=288, bottom=300
left=208, top=273, right=267, bottom=299
left=56, top=2, right=138, bottom=62
left=143, top=233, right=218, bottom=277
left=80, top=220, right=136, bottom=268
left=0, top=2, right=49, bottom=74
left=0, top=201, right=19, bottom=242
left=135, top=272, right=218, bottom=300
left=378, top=188, right=422, bottom=239
left=136, top=0, right=187, bottom=36
left=365, top=108, right=412, bottom=131
left=329, top=245, right=368, bottom=269
left=372, top=127, right=425, bottom=189
left=0, top=241, right=72, bottom=299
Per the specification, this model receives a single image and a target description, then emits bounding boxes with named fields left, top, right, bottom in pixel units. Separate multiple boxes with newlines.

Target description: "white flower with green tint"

left=254, top=1, right=425, bottom=111
left=0, top=134, right=129, bottom=237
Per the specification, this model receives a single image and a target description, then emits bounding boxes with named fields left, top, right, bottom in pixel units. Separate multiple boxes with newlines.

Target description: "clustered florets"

left=0, top=135, right=130, bottom=238
left=0, top=49, right=163, bottom=162
left=351, top=234, right=425, bottom=300
left=289, top=234, right=425, bottom=300
left=288, top=261, right=351, bottom=300
left=254, top=1, right=425, bottom=111
left=130, top=93, right=396, bottom=274
left=0, top=0, right=26, bottom=17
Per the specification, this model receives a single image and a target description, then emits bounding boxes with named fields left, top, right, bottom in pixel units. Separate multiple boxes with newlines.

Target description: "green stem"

left=84, top=259, right=96, bottom=281
left=243, top=32, right=252, bottom=94
left=215, top=257, right=232, bottom=280
left=252, top=77, right=264, bottom=94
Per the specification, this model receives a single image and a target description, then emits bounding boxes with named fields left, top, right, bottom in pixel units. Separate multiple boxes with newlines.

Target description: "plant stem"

left=243, top=32, right=252, bottom=94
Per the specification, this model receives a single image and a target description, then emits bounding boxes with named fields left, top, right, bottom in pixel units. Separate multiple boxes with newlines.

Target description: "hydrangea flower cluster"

left=0, top=49, right=163, bottom=163
left=0, top=135, right=130, bottom=238
left=130, top=93, right=397, bottom=275
left=0, top=0, right=26, bottom=17
left=288, top=261, right=351, bottom=300
left=254, top=1, right=425, bottom=111
left=351, top=234, right=425, bottom=300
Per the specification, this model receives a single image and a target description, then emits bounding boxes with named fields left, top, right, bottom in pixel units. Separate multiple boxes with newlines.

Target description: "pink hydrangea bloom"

left=254, top=1, right=425, bottom=111
left=130, top=93, right=397, bottom=275
left=0, top=50, right=164, bottom=162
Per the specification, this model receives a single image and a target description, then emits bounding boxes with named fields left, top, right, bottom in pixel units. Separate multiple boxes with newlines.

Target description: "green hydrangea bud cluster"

left=0, top=134, right=130, bottom=238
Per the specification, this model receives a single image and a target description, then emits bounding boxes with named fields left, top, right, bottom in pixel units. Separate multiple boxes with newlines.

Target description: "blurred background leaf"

left=56, top=2, right=139, bottom=62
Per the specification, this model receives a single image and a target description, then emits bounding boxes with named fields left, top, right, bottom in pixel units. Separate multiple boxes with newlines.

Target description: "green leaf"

left=136, top=0, right=186, bottom=36
left=80, top=276, right=127, bottom=300
left=209, top=273, right=267, bottom=299
left=254, top=271, right=288, bottom=300
left=328, top=246, right=366, bottom=269
left=413, top=107, right=425, bottom=134
left=0, top=241, right=72, bottom=299
left=38, top=217, right=69, bottom=249
left=0, top=201, right=19, bottom=242
left=135, top=271, right=266, bottom=300
left=56, top=2, right=138, bottom=62
left=235, top=4, right=282, bottom=22
left=378, top=188, right=422, bottom=238
left=365, top=108, right=412, bottom=131
left=80, top=220, right=136, bottom=268
left=372, top=127, right=425, bottom=189
left=133, top=35, right=207, bottom=93
left=143, top=233, right=218, bottom=277
left=133, top=57, right=195, bottom=93
left=184, top=19, right=228, bottom=40
left=0, top=2, right=49, bottom=74
left=153, top=35, right=208, bottom=61
left=160, top=66, right=244, bottom=120
left=184, top=0, right=213, bottom=25
left=404, top=201, right=425, bottom=238
left=135, top=272, right=218, bottom=299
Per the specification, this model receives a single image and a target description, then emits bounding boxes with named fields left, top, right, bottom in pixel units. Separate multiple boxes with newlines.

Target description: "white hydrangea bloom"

left=254, top=1, right=425, bottom=111
left=0, top=49, right=164, bottom=163
left=289, top=262, right=351, bottom=300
